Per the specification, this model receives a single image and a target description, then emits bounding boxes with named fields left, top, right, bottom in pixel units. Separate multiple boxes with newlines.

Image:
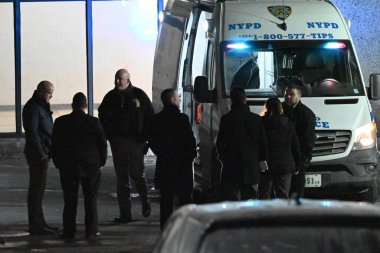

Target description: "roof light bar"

left=226, top=43, right=249, bottom=49
left=323, top=42, right=346, bottom=49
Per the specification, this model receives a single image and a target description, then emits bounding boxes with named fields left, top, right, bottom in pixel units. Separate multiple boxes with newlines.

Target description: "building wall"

left=333, top=0, right=380, bottom=84
left=332, top=0, right=380, bottom=139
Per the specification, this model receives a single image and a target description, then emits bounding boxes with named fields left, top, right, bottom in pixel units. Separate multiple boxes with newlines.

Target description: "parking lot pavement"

left=0, top=157, right=160, bottom=253
left=0, top=156, right=379, bottom=252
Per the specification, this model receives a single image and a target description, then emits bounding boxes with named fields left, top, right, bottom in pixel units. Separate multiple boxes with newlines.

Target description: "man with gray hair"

left=98, top=69, right=154, bottom=223
left=23, top=80, right=58, bottom=235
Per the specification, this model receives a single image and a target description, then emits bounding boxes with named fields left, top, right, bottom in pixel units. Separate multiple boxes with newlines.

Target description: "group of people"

left=22, top=68, right=315, bottom=239
left=22, top=69, right=155, bottom=239
left=217, top=86, right=315, bottom=201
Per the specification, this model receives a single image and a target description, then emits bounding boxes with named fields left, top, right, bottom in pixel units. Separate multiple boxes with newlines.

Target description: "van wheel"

left=361, top=185, right=378, bottom=203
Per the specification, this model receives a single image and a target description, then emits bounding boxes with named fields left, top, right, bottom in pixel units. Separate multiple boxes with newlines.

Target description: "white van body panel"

left=222, top=1, right=350, bottom=41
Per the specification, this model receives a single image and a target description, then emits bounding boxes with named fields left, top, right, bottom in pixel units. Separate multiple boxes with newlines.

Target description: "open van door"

left=152, top=0, right=195, bottom=112
left=153, top=1, right=220, bottom=201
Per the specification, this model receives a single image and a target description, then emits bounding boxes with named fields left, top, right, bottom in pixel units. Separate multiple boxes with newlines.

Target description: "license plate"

left=305, top=174, right=322, bottom=187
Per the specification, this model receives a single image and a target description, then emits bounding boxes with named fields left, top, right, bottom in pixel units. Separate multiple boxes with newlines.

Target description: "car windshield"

left=221, top=40, right=364, bottom=97
left=200, top=226, right=380, bottom=253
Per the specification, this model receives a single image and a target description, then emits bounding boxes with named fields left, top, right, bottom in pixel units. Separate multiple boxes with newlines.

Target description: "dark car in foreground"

left=153, top=199, right=380, bottom=253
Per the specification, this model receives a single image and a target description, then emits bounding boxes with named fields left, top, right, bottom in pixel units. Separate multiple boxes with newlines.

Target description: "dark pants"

left=160, top=187, right=192, bottom=229
left=109, top=137, right=149, bottom=218
left=59, top=169, right=100, bottom=237
left=222, top=183, right=258, bottom=201
left=259, top=172, right=292, bottom=199
left=28, top=159, right=49, bottom=231
left=290, top=169, right=305, bottom=198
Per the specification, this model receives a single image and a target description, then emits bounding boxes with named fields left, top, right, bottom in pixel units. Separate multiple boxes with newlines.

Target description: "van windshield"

left=221, top=40, right=364, bottom=97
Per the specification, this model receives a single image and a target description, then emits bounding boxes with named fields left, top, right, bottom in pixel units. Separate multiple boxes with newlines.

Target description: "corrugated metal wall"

left=333, top=0, right=380, bottom=84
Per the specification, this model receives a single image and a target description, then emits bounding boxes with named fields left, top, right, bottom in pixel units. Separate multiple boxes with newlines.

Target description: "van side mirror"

left=369, top=73, right=380, bottom=100
left=194, top=76, right=216, bottom=103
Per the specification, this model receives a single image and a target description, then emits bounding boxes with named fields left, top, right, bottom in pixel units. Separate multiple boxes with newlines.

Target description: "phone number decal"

left=238, top=33, right=334, bottom=40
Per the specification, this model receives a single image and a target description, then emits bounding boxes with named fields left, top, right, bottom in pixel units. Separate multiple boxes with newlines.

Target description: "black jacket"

left=217, top=104, right=268, bottom=185
left=282, top=101, right=316, bottom=161
left=147, top=105, right=196, bottom=190
left=22, top=91, right=54, bottom=164
left=51, top=110, right=107, bottom=174
left=98, top=84, right=154, bottom=142
left=263, top=115, right=301, bottom=174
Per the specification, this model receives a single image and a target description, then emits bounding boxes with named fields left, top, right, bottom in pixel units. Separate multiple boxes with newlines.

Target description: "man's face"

left=117, top=73, right=130, bottom=90
left=171, top=91, right=181, bottom=108
left=41, top=86, right=54, bottom=104
left=284, top=88, right=301, bottom=106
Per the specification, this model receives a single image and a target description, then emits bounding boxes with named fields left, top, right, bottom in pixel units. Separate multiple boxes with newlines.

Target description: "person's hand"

left=259, top=160, right=268, bottom=172
left=134, top=98, right=141, bottom=108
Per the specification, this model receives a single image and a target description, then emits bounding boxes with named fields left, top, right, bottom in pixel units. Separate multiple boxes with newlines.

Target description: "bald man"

left=23, top=80, right=58, bottom=235
left=98, top=69, right=154, bottom=223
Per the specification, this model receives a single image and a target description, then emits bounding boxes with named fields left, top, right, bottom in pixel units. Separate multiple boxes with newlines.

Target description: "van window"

left=206, top=41, right=216, bottom=89
left=180, top=9, right=211, bottom=88
left=221, top=40, right=364, bottom=98
left=192, top=11, right=211, bottom=84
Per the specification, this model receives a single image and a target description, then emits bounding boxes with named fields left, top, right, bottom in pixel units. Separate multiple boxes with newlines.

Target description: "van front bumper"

left=305, top=148, right=378, bottom=197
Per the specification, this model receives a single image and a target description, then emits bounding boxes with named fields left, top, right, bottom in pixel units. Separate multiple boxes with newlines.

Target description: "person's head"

left=161, top=88, right=180, bottom=108
left=36, top=80, right=54, bottom=104
left=114, top=69, right=131, bottom=90
left=264, top=97, right=283, bottom=117
left=284, top=85, right=301, bottom=106
left=71, top=92, right=87, bottom=111
left=230, top=87, right=247, bottom=105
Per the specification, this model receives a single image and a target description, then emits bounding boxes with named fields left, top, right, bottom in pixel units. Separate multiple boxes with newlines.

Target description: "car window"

left=200, top=226, right=380, bottom=253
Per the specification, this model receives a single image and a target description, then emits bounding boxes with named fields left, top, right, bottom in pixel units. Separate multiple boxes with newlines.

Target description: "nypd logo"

left=268, top=6, right=292, bottom=21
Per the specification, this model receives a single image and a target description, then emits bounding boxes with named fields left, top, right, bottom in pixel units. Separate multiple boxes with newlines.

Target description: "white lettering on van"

left=228, top=23, right=262, bottom=30
left=307, top=22, right=339, bottom=29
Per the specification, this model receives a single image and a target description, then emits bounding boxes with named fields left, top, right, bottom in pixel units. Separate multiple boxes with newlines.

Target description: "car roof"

left=177, top=199, right=380, bottom=222
left=154, top=199, right=380, bottom=253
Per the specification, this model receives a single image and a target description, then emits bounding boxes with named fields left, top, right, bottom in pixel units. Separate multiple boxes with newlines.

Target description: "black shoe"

left=44, top=224, right=59, bottom=231
left=86, top=232, right=101, bottom=240
left=142, top=202, right=151, bottom=217
left=30, top=227, right=55, bottom=236
left=114, top=216, right=132, bottom=223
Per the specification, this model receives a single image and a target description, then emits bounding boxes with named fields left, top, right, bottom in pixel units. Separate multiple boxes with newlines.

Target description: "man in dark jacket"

left=98, top=69, right=154, bottom=223
left=283, top=85, right=316, bottom=198
left=217, top=87, right=268, bottom=201
left=147, top=89, right=196, bottom=229
left=51, top=92, right=107, bottom=240
left=23, top=80, right=58, bottom=235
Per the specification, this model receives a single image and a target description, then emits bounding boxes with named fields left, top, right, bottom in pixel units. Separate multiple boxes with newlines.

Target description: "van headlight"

left=352, top=123, right=377, bottom=150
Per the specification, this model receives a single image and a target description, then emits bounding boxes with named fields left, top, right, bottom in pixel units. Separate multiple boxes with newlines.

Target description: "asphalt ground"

left=0, top=157, right=160, bottom=253
left=0, top=155, right=379, bottom=253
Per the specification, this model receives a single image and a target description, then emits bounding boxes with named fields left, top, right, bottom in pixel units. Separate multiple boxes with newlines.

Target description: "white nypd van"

left=153, top=0, right=380, bottom=202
